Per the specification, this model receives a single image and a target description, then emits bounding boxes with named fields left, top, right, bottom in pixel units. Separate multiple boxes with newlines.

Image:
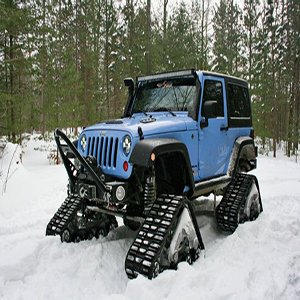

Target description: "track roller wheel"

left=109, top=221, right=118, bottom=232
left=98, top=228, right=106, bottom=237
left=239, top=175, right=262, bottom=223
left=75, top=235, right=82, bottom=243
left=61, top=229, right=72, bottom=243
left=186, top=252, right=193, bottom=265
left=150, top=260, right=161, bottom=279
left=188, top=247, right=201, bottom=265
left=87, top=232, right=94, bottom=240
left=249, top=201, right=260, bottom=221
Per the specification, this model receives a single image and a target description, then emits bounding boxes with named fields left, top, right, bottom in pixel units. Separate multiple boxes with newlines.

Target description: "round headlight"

left=80, top=134, right=87, bottom=151
left=122, top=135, right=132, bottom=156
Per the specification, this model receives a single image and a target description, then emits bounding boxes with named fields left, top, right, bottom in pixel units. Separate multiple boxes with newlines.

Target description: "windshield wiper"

left=153, top=107, right=176, bottom=116
left=134, top=109, right=149, bottom=117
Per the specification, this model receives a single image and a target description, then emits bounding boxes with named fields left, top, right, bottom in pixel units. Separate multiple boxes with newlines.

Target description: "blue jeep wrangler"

left=46, top=70, right=262, bottom=279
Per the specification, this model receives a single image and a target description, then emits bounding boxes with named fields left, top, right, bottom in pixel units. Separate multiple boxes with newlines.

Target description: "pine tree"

left=243, top=0, right=261, bottom=88
left=212, top=0, right=244, bottom=76
left=286, top=0, right=300, bottom=156
left=0, top=0, right=33, bottom=141
left=165, top=1, right=196, bottom=70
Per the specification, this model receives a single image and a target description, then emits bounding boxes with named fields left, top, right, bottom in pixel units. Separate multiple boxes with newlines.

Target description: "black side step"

left=193, top=175, right=231, bottom=198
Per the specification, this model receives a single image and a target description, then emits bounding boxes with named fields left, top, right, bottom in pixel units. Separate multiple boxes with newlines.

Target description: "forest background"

left=0, top=0, right=299, bottom=157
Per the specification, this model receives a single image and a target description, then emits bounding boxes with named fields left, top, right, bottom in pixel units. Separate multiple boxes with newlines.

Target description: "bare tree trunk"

left=41, top=0, right=46, bottom=135
left=270, top=6, right=277, bottom=158
left=248, top=1, right=253, bottom=89
left=79, top=2, right=92, bottom=124
left=105, top=0, right=110, bottom=119
left=4, top=35, right=9, bottom=134
left=75, top=0, right=81, bottom=128
left=200, top=0, right=205, bottom=69
left=163, top=0, right=168, bottom=40
left=146, top=0, right=151, bottom=73
left=287, top=82, right=294, bottom=157
left=126, top=0, right=134, bottom=76
left=293, top=56, right=299, bottom=155
left=9, top=34, right=16, bottom=142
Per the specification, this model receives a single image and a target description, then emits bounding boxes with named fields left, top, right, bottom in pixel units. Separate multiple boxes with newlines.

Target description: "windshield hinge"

left=138, top=126, right=144, bottom=140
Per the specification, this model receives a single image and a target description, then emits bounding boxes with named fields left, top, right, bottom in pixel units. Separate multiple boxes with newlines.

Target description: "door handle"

left=220, top=125, right=228, bottom=131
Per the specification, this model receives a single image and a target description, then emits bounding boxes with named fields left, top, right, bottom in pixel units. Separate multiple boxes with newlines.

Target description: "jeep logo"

left=100, top=131, right=106, bottom=137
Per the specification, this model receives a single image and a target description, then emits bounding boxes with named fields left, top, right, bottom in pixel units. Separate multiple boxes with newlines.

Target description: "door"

left=198, top=76, right=229, bottom=180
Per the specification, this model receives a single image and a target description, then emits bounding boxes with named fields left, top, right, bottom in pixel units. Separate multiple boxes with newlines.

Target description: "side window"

left=227, top=84, right=251, bottom=118
left=202, top=80, right=224, bottom=118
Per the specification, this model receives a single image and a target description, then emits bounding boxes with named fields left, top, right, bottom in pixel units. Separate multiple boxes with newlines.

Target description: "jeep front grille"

left=86, top=136, right=119, bottom=168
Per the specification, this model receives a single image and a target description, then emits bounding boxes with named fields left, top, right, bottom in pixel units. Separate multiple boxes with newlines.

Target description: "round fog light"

left=116, top=186, right=126, bottom=201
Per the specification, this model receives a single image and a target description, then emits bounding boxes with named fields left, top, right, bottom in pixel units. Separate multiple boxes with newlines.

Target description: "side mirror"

left=202, top=100, right=217, bottom=119
left=200, top=101, right=218, bottom=129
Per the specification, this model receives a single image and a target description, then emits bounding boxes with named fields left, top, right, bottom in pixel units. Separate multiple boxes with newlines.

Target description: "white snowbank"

left=0, top=136, right=300, bottom=300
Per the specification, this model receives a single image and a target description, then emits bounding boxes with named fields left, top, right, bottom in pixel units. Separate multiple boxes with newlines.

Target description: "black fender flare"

left=129, top=138, right=195, bottom=197
left=227, top=136, right=257, bottom=177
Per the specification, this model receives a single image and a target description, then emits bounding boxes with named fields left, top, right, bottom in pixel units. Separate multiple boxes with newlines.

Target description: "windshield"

left=131, top=76, right=197, bottom=115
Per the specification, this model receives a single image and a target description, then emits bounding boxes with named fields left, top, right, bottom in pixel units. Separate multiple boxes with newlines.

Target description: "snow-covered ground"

left=0, top=135, right=300, bottom=300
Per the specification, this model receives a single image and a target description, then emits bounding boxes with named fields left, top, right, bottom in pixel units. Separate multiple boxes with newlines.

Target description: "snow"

left=1, top=135, right=300, bottom=300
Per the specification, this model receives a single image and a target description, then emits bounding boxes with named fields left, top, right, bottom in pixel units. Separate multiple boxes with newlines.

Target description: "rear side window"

left=227, top=84, right=251, bottom=118
left=226, top=82, right=252, bottom=127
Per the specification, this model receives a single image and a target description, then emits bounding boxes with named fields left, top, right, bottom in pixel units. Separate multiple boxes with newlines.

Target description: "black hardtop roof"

left=201, top=70, right=248, bottom=87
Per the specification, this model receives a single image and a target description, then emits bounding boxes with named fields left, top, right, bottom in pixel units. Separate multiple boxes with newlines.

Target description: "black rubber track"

left=216, top=173, right=262, bottom=233
left=46, top=196, right=118, bottom=242
left=46, top=196, right=81, bottom=237
left=125, top=194, right=204, bottom=279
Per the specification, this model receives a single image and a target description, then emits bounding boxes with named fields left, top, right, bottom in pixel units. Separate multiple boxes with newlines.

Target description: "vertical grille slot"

left=90, top=137, right=95, bottom=156
left=108, top=137, right=113, bottom=167
left=99, top=137, right=104, bottom=166
left=95, top=137, right=99, bottom=158
left=87, top=137, right=91, bottom=155
left=103, top=137, right=108, bottom=166
left=113, top=138, right=118, bottom=168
